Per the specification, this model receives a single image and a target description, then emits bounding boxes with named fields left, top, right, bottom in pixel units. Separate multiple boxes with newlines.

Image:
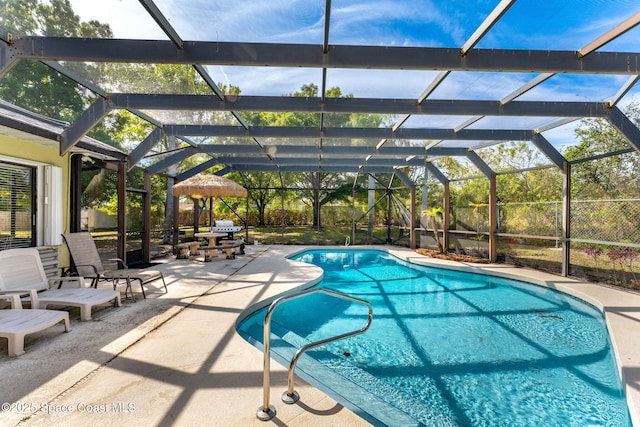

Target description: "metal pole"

left=562, top=162, right=571, bottom=276
left=351, top=173, right=358, bottom=245
left=410, top=185, right=416, bottom=249
left=443, top=180, right=450, bottom=251
left=488, top=173, right=497, bottom=262
left=257, top=304, right=277, bottom=421
left=386, top=189, right=392, bottom=244
left=258, top=288, right=372, bottom=418
left=368, top=174, right=375, bottom=238
left=555, top=201, right=559, bottom=249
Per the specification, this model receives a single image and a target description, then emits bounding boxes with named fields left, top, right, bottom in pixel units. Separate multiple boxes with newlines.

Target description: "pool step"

left=321, top=355, right=458, bottom=427
left=274, top=328, right=458, bottom=427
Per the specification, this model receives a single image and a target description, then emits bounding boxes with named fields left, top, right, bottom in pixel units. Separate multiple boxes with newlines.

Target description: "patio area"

left=1, top=246, right=640, bottom=426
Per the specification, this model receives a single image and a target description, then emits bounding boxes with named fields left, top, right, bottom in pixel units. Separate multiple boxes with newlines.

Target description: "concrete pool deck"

left=0, top=245, right=639, bottom=426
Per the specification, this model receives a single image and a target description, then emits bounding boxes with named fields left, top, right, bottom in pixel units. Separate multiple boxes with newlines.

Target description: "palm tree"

left=423, top=207, right=444, bottom=253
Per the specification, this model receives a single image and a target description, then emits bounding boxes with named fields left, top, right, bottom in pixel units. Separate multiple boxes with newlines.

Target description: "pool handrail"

left=257, top=287, right=373, bottom=421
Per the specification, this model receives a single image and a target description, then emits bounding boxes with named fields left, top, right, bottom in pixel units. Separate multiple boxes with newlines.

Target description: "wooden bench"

left=175, top=242, right=202, bottom=259
left=200, top=240, right=245, bottom=261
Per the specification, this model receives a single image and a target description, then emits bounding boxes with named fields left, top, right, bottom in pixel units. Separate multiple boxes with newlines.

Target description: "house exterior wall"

left=0, top=133, right=72, bottom=270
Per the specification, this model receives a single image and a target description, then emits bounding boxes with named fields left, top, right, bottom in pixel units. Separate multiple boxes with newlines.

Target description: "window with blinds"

left=0, top=161, right=35, bottom=249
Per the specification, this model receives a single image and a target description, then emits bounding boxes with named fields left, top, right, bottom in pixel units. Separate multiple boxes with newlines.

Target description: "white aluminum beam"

left=609, top=75, right=640, bottom=107
left=461, top=0, right=517, bottom=55
left=500, top=73, right=555, bottom=104
left=536, top=117, right=580, bottom=133
left=578, top=12, right=640, bottom=58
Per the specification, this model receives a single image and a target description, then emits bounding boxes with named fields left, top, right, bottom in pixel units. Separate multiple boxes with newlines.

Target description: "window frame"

left=0, top=154, right=53, bottom=248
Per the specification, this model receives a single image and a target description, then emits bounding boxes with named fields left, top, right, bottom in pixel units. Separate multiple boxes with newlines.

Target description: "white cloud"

left=151, top=0, right=325, bottom=43
left=69, top=0, right=167, bottom=39
left=206, top=66, right=322, bottom=96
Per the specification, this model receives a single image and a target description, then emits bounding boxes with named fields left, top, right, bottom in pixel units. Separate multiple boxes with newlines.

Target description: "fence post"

left=562, top=162, right=571, bottom=276
left=410, top=185, right=416, bottom=249
left=443, top=181, right=450, bottom=250
left=488, top=174, right=497, bottom=262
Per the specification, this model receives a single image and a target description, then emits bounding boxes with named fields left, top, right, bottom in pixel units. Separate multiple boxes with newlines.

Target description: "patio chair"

left=62, top=232, right=167, bottom=299
left=0, top=293, right=70, bottom=356
left=0, top=248, right=120, bottom=321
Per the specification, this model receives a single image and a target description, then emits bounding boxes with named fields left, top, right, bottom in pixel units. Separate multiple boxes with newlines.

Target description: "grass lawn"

left=99, top=227, right=640, bottom=291
left=502, top=243, right=640, bottom=291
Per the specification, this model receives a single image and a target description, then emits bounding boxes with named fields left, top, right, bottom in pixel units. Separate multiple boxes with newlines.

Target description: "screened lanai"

left=1, top=0, right=640, bottom=282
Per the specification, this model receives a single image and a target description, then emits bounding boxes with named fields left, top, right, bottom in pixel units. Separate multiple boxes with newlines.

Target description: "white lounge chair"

left=62, top=232, right=167, bottom=299
left=0, top=305, right=70, bottom=356
left=0, top=248, right=121, bottom=321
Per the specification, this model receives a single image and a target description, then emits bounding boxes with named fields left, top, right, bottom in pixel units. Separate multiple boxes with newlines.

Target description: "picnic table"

left=194, top=232, right=228, bottom=246
left=194, top=232, right=244, bottom=261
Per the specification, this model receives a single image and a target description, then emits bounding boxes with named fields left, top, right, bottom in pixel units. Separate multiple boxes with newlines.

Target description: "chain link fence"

left=452, top=199, right=640, bottom=244
left=449, top=199, right=640, bottom=287
left=571, top=199, right=640, bottom=244
left=452, top=202, right=560, bottom=238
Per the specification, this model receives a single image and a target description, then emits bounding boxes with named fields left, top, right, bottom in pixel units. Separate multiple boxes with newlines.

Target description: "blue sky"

left=68, top=0, right=640, bottom=150
left=68, top=0, right=640, bottom=97
left=68, top=0, right=640, bottom=48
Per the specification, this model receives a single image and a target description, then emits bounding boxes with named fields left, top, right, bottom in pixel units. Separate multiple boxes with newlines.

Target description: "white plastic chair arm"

left=0, top=292, right=23, bottom=309
left=1, top=289, right=40, bottom=309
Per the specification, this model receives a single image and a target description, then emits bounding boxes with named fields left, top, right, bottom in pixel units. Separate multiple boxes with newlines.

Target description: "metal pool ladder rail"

left=257, top=288, right=373, bottom=421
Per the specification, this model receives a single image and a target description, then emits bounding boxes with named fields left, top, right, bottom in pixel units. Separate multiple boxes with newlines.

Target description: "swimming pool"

left=237, top=249, right=631, bottom=426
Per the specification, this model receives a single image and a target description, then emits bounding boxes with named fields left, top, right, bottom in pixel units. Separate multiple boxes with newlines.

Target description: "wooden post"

left=368, top=174, right=375, bottom=238
left=117, top=162, right=126, bottom=267
left=193, top=198, right=200, bottom=233
left=143, top=170, right=151, bottom=264
left=69, top=154, right=82, bottom=232
left=209, top=197, right=214, bottom=227
left=172, top=196, right=180, bottom=248
left=245, top=191, right=250, bottom=242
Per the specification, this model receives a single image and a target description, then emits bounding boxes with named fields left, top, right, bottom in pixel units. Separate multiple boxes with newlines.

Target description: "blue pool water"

left=237, top=250, right=631, bottom=426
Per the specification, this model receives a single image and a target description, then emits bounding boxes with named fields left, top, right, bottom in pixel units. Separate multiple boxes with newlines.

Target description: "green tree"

left=423, top=207, right=444, bottom=252
left=95, top=63, right=240, bottom=241
left=251, top=83, right=384, bottom=227
left=288, top=172, right=353, bottom=228
left=0, top=0, right=112, bottom=120
left=433, top=142, right=563, bottom=207
left=565, top=103, right=640, bottom=199
left=1, top=0, right=127, bottom=230
left=239, top=172, right=279, bottom=226
left=482, top=142, right=562, bottom=203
